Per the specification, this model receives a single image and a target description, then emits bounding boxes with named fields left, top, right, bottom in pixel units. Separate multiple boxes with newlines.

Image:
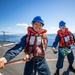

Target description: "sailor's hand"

left=23, top=54, right=29, bottom=61
left=52, top=47, right=57, bottom=54
left=73, top=43, right=75, bottom=46
left=52, top=47, right=56, bottom=51
left=0, top=57, right=7, bottom=69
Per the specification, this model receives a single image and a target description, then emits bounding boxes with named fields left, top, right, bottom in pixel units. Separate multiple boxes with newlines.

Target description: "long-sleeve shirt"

left=4, top=35, right=27, bottom=62
left=52, top=34, right=60, bottom=48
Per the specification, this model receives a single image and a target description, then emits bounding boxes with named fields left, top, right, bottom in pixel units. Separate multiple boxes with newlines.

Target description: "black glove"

left=53, top=50, right=58, bottom=54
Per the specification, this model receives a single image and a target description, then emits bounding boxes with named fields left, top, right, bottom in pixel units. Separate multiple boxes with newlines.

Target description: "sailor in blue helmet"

left=0, top=16, right=51, bottom=75
left=52, top=20, right=75, bottom=75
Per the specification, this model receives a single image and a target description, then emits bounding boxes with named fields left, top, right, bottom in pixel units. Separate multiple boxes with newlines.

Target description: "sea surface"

left=0, top=34, right=75, bottom=48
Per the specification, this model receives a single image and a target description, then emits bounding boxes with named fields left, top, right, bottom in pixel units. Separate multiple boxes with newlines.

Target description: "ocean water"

left=0, top=34, right=75, bottom=48
left=0, top=34, right=56, bottom=46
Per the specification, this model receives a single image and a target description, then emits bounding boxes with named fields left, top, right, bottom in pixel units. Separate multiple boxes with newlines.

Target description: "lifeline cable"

left=4, top=49, right=54, bottom=66
left=4, top=50, right=51, bottom=65
left=5, top=58, right=24, bottom=65
left=4, top=47, right=75, bottom=65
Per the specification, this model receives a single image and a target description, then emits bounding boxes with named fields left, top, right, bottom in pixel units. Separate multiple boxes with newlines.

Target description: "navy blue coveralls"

left=52, top=34, right=75, bottom=69
left=4, top=35, right=51, bottom=75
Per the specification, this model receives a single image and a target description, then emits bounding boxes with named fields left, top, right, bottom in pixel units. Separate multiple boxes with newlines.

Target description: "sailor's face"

left=59, top=26, right=66, bottom=32
left=33, top=22, right=43, bottom=32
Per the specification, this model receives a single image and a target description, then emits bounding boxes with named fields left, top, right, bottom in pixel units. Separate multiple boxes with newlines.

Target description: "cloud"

left=51, top=27, right=57, bottom=30
left=47, top=27, right=59, bottom=33
left=16, top=23, right=28, bottom=27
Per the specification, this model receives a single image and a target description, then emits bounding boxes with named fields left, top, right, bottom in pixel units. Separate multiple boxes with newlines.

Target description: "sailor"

left=0, top=16, right=51, bottom=75
left=52, top=21, right=75, bottom=75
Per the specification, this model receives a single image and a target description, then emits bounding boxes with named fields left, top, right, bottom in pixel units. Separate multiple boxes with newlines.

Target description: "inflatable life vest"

left=57, top=28, right=74, bottom=47
left=24, top=26, right=47, bottom=57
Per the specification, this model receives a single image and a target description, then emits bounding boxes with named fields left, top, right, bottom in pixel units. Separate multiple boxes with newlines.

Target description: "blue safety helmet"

left=32, top=16, right=44, bottom=26
left=59, top=21, right=66, bottom=27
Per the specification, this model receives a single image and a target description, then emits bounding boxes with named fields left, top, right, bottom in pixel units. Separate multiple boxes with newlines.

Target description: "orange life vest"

left=24, top=26, right=47, bottom=57
left=57, top=28, right=74, bottom=47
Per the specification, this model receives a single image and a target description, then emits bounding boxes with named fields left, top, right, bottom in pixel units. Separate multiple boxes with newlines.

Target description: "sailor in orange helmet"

left=0, top=16, right=51, bottom=75
left=52, top=21, right=75, bottom=75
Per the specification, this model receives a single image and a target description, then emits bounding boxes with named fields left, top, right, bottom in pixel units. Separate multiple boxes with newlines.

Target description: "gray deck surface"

left=0, top=41, right=75, bottom=75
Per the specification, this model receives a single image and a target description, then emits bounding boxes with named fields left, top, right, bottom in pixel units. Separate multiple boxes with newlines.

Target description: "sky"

left=0, top=0, right=75, bottom=34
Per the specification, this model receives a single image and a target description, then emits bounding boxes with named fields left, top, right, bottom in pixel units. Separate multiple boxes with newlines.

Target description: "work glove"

left=53, top=50, right=58, bottom=54
left=52, top=47, right=57, bottom=54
